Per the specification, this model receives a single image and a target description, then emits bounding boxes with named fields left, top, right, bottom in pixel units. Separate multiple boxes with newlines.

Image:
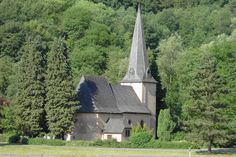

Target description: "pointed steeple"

left=121, top=4, right=156, bottom=83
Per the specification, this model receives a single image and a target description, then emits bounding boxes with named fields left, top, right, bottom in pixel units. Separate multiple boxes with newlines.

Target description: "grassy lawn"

left=0, top=144, right=235, bottom=157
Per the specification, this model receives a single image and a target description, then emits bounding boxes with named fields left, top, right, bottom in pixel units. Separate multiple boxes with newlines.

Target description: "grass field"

left=0, top=144, right=236, bottom=157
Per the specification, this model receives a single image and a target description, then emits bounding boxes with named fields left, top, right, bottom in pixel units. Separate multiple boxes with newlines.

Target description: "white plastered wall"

left=102, top=134, right=122, bottom=142
left=120, top=82, right=144, bottom=102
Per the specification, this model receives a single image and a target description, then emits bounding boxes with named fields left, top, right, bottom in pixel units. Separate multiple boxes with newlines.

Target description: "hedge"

left=144, top=140, right=200, bottom=149
left=5, top=136, right=199, bottom=149
left=28, top=138, right=65, bottom=146
left=66, top=140, right=93, bottom=147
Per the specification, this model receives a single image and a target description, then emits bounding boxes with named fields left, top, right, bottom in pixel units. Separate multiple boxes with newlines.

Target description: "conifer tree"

left=45, top=37, right=77, bottom=139
left=157, top=108, right=176, bottom=141
left=186, top=55, right=229, bottom=153
left=15, top=36, right=47, bottom=137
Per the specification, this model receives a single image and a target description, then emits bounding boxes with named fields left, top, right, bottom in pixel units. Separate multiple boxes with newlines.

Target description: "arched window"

left=140, top=120, right=144, bottom=128
left=128, top=120, right=132, bottom=125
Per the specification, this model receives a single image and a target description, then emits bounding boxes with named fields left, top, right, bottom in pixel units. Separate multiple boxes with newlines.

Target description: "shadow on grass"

left=0, top=143, right=24, bottom=147
left=0, top=142, right=9, bottom=146
left=196, top=148, right=236, bottom=155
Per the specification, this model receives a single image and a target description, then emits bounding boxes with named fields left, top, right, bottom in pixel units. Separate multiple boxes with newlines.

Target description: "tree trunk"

left=208, top=141, right=212, bottom=153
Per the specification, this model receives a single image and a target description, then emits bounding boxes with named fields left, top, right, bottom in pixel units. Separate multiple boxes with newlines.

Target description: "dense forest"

left=0, top=0, right=236, bottom=149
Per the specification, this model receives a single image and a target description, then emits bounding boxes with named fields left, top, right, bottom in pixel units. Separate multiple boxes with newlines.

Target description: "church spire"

left=121, top=4, right=155, bottom=83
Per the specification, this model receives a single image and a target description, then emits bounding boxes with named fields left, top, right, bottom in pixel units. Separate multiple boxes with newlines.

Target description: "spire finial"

left=138, top=0, right=141, bottom=12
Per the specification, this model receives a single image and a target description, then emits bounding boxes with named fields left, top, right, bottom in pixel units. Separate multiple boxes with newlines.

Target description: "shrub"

left=8, top=134, right=20, bottom=144
left=130, top=131, right=152, bottom=147
left=171, top=132, right=187, bottom=141
left=157, top=109, right=176, bottom=141
left=144, top=140, right=200, bottom=149
left=0, top=134, right=7, bottom=142
left=66, top=140, right=93, bottom=147
left=93, top=139, right=120, bottom=147
left=119, top=140, right=132, bottom=148
left=28, top=138, right=65, bottom=146
left=20, top=137, right=28, bottom=144
left=93, top=139, right=103, bottom=146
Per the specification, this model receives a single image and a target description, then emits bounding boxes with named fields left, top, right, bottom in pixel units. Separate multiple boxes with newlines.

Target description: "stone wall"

left=73, top=113, right=122, bottom=140
left=73, top=113, right=152, bottom=141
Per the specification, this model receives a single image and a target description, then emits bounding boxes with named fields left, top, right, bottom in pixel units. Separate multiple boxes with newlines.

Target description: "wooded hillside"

left=0, top=0, right=235, bottom=148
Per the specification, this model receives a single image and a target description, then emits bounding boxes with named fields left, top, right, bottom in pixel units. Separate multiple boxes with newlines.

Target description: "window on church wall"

left=128, top=120, right=132, bottom=125
left=140, top=120, right=144, bottom=128
left=107, top=135, right=112, bottom=139
left=125, top=129, right=130, bottom=137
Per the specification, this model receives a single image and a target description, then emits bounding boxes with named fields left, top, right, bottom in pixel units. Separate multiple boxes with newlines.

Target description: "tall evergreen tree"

left=157, top=109, right=176, bottom=141
left=15, top=36, right=47, bottom=137
left=185, top=55, right=229, bottom=153
left=45, top=37, right=77, bottom=139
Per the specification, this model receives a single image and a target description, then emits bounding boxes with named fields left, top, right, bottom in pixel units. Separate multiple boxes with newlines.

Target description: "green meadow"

left=0, top=145, right=236, bottom=157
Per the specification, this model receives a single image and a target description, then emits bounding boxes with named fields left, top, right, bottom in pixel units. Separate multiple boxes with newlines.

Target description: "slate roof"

left=77, top=76, right=120, bottom=113
left=121, top=4, right=156, bottom=83
left=76, top=76, right=150, bottom=114
left=112, top=85, right=150, bottom=113
left=103, top=118, right=131, bottom=133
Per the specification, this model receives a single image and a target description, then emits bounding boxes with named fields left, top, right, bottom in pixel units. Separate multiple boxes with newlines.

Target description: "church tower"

left=120, top=4, right=157, bottom=132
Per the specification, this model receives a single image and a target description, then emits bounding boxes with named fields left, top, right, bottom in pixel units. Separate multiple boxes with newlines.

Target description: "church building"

left=73, top=5, right=157, bottom=142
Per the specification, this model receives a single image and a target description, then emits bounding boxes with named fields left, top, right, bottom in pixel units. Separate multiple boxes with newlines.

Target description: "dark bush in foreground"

left=8, top=134, right=20, bottom=144
left=0, top=133, right=28, bottom=144
left=20, top=137, right=28, bottom=144
left=28, top=138, right=65, bottom=146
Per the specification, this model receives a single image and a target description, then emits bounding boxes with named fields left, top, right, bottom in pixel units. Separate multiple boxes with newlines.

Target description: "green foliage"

left=0, top=57, right=13, bottom=96
left=15, top=36, right=47, bottom=137
left=8, top=134, right=20, bottom=144
left=45, top=37, right=77, bottom=138
left=20, top=137, right=29, bottom=144
left=0, top=0, right=235, bottom=143
left=104, top=48, right=128, bottom=83
left=185, top=54, right=230, bottom=152
left=0, top=134, right=7, bottom=142
left=66, top=140, right=93, bottom=147
left=93, top=139, right=120, bottom=147
left=0, top=106, right=17, bottom=133
left=130, top=131, right=152, bottom=147
left=71, top=45, right=108, bottom=83
left=145, top=140, right=200, bottom=149
left=0, top=22, right=25, bottom=60
left=156, top=34, right=182, bottom=135
left=130, top=125, right=153, bottom=147
left=28, top=138, right=66, bottom=146
left=157, top=34, right=183, bottom=90
left=171, top=132, right=187, bottom=141
left=157, top=109, right=176, bottom=141
left=63, top=4, right=93, bottom=40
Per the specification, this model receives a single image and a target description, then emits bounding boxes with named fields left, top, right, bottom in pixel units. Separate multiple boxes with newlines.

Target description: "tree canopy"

left=0, top=0, right=235, bottom=146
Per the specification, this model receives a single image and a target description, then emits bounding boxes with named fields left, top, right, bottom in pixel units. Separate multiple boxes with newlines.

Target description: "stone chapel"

left=72, top=4, right=157, bottom=142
